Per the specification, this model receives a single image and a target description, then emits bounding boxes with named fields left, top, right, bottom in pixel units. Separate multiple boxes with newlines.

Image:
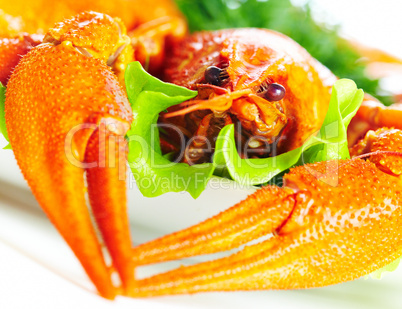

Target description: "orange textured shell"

left=46, top=12, right=122, bottom=55
left=0, top=34, right=42, bottom=85
left=350, top=128, right=402, bottom=176
left=41, top=11, right=135, bottom=87
left=164, top=28, right=338, bottom=152
left=5, top=43, right=132, bottom=172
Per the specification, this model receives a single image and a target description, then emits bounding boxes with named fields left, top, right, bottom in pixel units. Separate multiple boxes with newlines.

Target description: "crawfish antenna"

left=164, top=88, right=252, bottom=118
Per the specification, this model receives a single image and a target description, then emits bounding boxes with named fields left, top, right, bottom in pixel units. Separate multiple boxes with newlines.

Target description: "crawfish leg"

left=85, top=120, right=135, bottom=293
left=348, top=96, right=402, bottom=146
left=132, top=186, right=295, bottom=266
left=132, top=129, right=402, bottom=297
left=183, top=113, right=232, bottom=164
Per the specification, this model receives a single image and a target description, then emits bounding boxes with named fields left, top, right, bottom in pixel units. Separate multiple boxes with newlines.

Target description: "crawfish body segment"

left=131, top=128, right=402, bottom=296
left=42, top=11, right=134, bottom=85
left=348, top=96, right=402, bottom=146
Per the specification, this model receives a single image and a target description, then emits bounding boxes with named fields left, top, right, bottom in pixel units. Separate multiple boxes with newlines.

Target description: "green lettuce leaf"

left=213, top=79, right=364, bottom=185
left=0, top=83, right=11, bottom=149
left=125, top=62, right=215, bottom=198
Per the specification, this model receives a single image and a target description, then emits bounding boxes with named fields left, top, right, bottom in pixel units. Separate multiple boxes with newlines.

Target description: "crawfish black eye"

left=204, top=66, right=226, bottom=86
left=264, top=83, right=286, bottom=101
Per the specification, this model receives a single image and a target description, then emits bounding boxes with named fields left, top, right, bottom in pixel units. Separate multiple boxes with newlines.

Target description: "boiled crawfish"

left=1, top=3, right=402, bottom=301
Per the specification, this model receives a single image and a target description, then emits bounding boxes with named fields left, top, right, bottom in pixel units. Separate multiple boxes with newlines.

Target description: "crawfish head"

left=162, top=29, right=336, bottom=162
